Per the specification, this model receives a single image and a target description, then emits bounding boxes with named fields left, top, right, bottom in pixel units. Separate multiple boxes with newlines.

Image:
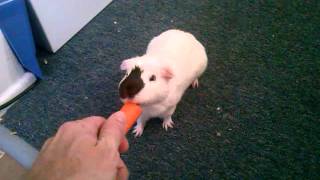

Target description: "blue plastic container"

left=0, top=0, right=42, bottom=78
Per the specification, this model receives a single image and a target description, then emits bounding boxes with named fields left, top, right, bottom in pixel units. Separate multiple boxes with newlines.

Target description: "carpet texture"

left=3, top=0, right=320, bottom=179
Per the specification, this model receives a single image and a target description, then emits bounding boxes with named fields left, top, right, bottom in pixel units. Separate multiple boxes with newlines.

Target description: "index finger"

left=97, top=111, right=126, bottom=150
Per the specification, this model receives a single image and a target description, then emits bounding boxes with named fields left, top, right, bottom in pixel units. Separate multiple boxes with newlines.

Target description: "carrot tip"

left=120, top=102, right=142, bottom=134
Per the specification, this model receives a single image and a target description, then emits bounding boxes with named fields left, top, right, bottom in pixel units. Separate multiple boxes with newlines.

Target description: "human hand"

left=26, top=112, right=129, bottom=180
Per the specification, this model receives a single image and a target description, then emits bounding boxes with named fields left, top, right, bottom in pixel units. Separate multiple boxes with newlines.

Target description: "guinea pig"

left=119, top=29, right=207, bottom=137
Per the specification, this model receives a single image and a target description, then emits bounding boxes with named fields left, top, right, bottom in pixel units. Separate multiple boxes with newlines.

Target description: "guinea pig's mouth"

left=120, top=97, right=139, bottom=105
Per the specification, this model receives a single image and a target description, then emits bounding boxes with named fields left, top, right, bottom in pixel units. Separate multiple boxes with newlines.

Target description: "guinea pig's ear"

left=161, top=67, right=173, bottom=80
left=120, top=57, right=139, bottom=71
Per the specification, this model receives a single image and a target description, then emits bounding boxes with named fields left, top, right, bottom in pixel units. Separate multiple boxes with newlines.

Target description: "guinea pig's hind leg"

left=133, top=117, right=147, bottom=137
left=162, top=106, right=176, bottom=131
left=191, top=78, right=199, bottom=88
left=162, top=117, right=174, bottom=131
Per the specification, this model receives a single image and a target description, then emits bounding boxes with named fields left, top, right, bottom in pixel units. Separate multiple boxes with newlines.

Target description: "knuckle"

left=42, top=137, right=53, bottom=148
left=77, top=134, right=96, bottom=144
left=104, top=124, right=123, bottom=137
left=59, top=121, right=75, bottom=131
left=109, top=116, right=123, bottom=127
left=110, top=120, right=122, bottom=129
left=104, top=146, right=119, bottom=159
left=100, top=134, right=119, bottom=149
left=89, top=116, right=106, bottom=122
left=44, top=137, right=53, bottom=143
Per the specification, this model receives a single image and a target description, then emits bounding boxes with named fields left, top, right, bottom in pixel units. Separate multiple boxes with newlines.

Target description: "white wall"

left=27, top=0, right=113, bottom=52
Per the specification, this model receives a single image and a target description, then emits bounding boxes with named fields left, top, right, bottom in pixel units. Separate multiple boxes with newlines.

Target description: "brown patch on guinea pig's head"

left=119, top=66, right=145, bottom=99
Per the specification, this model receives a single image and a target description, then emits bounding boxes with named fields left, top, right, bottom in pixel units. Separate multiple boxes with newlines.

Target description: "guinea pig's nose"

left=119, top=88, right=128, bottom=99
left=119, top=85, right=128, bottom=99
left=119, top=84, right=134, bottom=99
left=120, top=84, right=139, bottom=99
left=119, top=67, right=145, bottom=99
left=126, top=85, right=137, bottom=98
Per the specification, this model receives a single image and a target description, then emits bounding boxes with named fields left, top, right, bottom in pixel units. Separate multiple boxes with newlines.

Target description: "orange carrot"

left=120, top=102, right=142, bottom=134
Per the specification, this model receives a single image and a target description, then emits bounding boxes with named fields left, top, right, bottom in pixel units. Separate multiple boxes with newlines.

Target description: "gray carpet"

left=3, top=0, right=320, bottom=179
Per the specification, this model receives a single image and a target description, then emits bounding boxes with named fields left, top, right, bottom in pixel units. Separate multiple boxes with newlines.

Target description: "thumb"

left=97, top=111, right=126, bottom=149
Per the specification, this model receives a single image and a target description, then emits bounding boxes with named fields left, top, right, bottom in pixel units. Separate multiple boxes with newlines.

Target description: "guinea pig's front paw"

left=162, top=117, right=174, bottom=131
left=133, top=124, right=144, bottom=137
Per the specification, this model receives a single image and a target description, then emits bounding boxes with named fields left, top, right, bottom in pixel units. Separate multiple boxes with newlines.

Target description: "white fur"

left=119, top=29, right=207, bottom=136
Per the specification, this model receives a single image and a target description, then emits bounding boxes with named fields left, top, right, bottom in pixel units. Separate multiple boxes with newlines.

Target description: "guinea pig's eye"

left=149, top=75, right=156, bottom=81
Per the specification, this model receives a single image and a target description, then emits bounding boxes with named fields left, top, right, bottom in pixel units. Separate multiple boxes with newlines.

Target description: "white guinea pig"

left=119, top=29, right=207, bottom=137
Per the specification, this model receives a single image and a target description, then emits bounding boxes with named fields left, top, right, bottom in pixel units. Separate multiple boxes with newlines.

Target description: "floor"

left=0, top=151, right=26, bottom=180
left=1, top=0, right=319, bottom=179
